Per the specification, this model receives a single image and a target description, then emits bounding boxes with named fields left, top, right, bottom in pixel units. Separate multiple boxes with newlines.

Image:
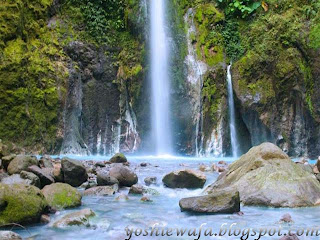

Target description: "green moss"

left=309, top=23, right=320, bottom=48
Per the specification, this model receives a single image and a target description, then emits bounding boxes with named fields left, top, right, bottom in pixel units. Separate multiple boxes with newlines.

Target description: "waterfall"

left=150, top=0, right=172, bottom=155
left=227, top=65, right=240, bottom=157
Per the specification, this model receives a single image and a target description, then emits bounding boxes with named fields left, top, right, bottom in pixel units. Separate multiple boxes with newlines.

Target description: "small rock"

left=236, top=211, right=244, bottom=216
left=84, top=185, right=118, bottom=196
left=199, top=165, right=207, bottom=172
left=28, top=165, right=55, bottom=188
left=279, top=234, right=299, bottom=240
left=129, top=184, right=145, bottom=195
left=61, top=158, right=88, bottom=187
left=218, top=160, right=227, bottom=165
left=144, top=177, right=157, bottom=186
left=141, top=196, right=152, bottom=202
left=1, top=154, right=16, bottom=170
left=280, top=213, right=293, bottom=223
left=109, top=164, right=138, bottom=187
left=39, top=155, right=54, bottom=168
left=140, top=162, right=147, bottom=167
left=53, top=163, right=64, bottom=182
left=109, top=153, right=127, bottom=163
left=52, top=208, right=95, bottom=228
left=179, top=190, right=240, bottom=214
left=0, top=231, right=22, bottom=240
left=115, top=193, right=129, bottom=201
left=162, top=169, right=206, bottom=189
left=95, top=162, right=105, bottom=168
left=20, top=171, right=41, bottom=188
left=7, top=155, right=38, bottom=175
left=40, top=214, right=51, bottom=224
left=97, top=171, right=119, bottom=186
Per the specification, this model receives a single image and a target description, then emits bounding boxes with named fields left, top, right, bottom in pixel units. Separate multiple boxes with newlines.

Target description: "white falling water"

left=227, top=65, right=240, bottom=157
left=150, top=0, right=172, bottom=155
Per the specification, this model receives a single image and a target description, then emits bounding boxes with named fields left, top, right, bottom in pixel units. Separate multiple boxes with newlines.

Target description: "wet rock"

left=0, top=231, right=22, bottom=240
left=97, top=171, right=119, bottom=186
left=39, top=155, right=54, bottom=168
left=83, top=184, right=118, bottom=196
left=129, top=184, right=144, bottom=195
left=61, top=158, right=88, bottom=187
left=20, top=171, right=41, bottom=188
left=280, top=213, right=293, bottom=223
left=95, top=162, right=105, bottom=168
left=109, top=164, right=138, bottom=187
left=115, top=193, right=129, bottom=201
left=162, top=169, right=206, bottom=189
left=109, top=153, right=127, bottom=163
left=52, top=208, right=95, bottom=228
left=144, top=177, right=157, bottom=186
left=141, top=196, right=152, bottom=202
left=205, top=143, right=320, bottom=207
left=0, top=184, right=48, bottom=225
left=40, top=214, right=51, bottom=224
left=179, top=190, right=240, bottom=214
left=140, top=162, right=148, bottom=167
left=41, top=183, right=81, bottom=209
left=27, top=166, right=55, bottom=188
left=279, top=235, right=299, bottom=240
left=7, top=156, right=38, bottom=175
left=1, top=154, right=16, bottom=170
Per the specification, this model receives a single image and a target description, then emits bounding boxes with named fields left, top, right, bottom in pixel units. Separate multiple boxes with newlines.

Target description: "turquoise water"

left=14, top=156, right=320, bottom=240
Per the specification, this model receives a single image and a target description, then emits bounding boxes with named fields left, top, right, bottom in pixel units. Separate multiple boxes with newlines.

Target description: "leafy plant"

left=217, top=0, right=261, bottom=18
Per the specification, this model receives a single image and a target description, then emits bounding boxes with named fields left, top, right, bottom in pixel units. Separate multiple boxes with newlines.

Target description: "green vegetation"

left=217, top=0, right=261, bottom=18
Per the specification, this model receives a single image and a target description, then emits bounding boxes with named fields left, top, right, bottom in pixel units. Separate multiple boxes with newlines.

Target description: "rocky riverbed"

left=1, top=143, right=320, bottom=239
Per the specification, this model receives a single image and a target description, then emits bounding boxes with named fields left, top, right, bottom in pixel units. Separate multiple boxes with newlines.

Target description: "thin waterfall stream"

left=150, top=0, right=172, bottom=155
left=227, top=65, right=240, bottom=157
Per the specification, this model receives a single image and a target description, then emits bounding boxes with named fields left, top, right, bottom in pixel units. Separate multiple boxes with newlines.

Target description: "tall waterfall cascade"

left=227, top=65, right=240, bottom=157
left=150, top=0, right=172, bottom=155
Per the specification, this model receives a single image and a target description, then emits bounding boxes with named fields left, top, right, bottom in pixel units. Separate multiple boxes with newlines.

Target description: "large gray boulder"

left=0, top=231, right=22, bottom=240
left=20, top=171, right=41, bottom=188
left=61, top=158, right=88, bottom=187
left=7, top=156, right=38, bottom=175
left=205, top=142, right=320, bottom=207
left=27, top=165, right=55, bottom=188
left=52, top=208, right=95, bottom=228
left=97, top=171, right=119, bottom=186
left=109, top=153, right=127, bottom=163
left=179, top=190, right=240, bottom=214
left=0, top=184, right=48, bottom=225
left=162, top=169, right=206, bottom=189
left=109, top=165, right=138, bottom=187
left=41, top=183, right=81, bottom=209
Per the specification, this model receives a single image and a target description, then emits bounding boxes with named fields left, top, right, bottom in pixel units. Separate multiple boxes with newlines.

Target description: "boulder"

left=97, top=171, right=119, bottom=186
left=61, top=158, right=88, bottom=187
left=53, top=163, right=64, bottom=182
left=20, top=171, right=41, bottom=188
left=129, top=184, right=145, bottom=195
left=52, top=208, right=95, bottom=228
left=39, top=155, right=54, bottom=168
left=83, top=185, right=118, bottom=196
left=0, top=231, right=22, bottom=240
left=0, top=184, right=48, bottom=225
left=162, top=169, right=206, bottom=189
left=27, top=165, right=55, bottom=188
left=1, top=154, right=16, bottom=170
left=109, top=153, right=127, bottom=163
left=144, top=177, right=157, bottom=186
left=1, top=174, right=31, bottom=185
left=179, top=190, right=240, bottom=214
left=109, top=165, right=138, bottom=187
left=41, top=183, right=81, bottom=209
left=205, top=143, right=320, bottom=207
left=7, top=156, right=38, bottom=175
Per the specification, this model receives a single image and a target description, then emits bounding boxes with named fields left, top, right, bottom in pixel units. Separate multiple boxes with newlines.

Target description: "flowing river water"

left=12, top=156, right=320, bottom=240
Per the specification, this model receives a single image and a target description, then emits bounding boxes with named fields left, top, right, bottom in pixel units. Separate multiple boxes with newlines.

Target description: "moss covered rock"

left=7, top=156, right=38, bottom=175
left=41, top=183, right=81, bottom=209
left=0, top=184, right=48, bottom=225
left=205, top=143, right=320, bottom=207
left=109, top=153, right=127, bottom=163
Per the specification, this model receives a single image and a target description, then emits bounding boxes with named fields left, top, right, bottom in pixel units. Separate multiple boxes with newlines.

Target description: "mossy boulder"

left=205, top=143, right=320, bottom=207
left=41, top=183, right=82, bottom=209
left=7, top=156, right=38, bottom=175
left=179, top=190, right=240, bottom=214
left=0, top=184, right=48, bottom=225
left=109, top=153, right=127, bottom=163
